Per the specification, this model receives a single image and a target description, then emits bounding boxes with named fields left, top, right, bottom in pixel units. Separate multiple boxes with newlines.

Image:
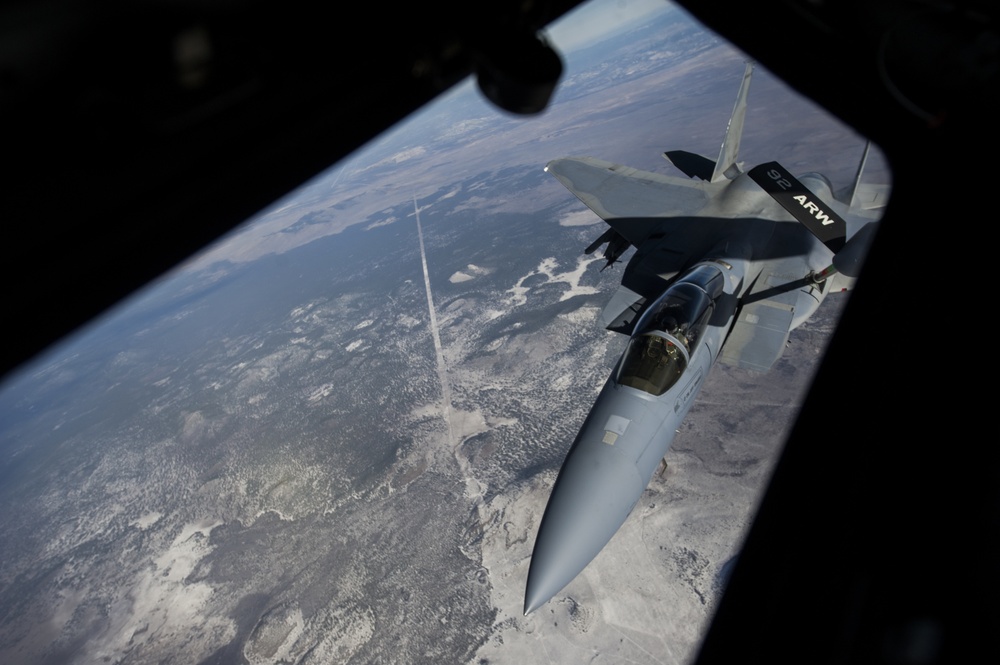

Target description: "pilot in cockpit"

left=659, top=315, right=690, bottom=352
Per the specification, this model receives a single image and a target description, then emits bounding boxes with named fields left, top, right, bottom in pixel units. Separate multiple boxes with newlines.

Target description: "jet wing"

left=547, top=156, right=770, bottom=334
left=546, top=157, right=716, bottom=248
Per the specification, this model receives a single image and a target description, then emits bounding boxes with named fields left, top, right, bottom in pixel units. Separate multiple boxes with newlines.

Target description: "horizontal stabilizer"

left=664, top=150, right=716, bottom=181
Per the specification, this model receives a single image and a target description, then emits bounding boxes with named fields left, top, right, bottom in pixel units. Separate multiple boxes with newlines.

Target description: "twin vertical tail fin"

left=710, top=61, right=753, bottom=182
left=837, top=141, right=870, bottom=208
left=664, top=61, right=754, bottom=182
left=836, top=141, right=890, bottom=211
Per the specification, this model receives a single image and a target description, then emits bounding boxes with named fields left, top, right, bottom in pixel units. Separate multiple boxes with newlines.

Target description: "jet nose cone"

left=524, top=445, right=645, bottom=613
left=523, top=587, right=548, bottom=616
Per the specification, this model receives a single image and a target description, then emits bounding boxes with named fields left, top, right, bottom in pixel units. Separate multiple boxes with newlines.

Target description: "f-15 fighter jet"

left=524, top=63, right=888, bottom=614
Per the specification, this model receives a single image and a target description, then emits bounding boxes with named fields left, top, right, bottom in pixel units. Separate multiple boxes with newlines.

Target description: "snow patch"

left=557, top=306, right=601, bottom=325
left=87, top=519, right=234, bottom=664
left=507, top=256, right=602, bottom=306
left=484, top=337, right=507, bottom=352
left=397, top=314, right=422, bottom=329
left=308, top=383, right=336, bottom=402
left=558, top=208, right=602, bottom=226
left=132, top=512, right=163, bottom=530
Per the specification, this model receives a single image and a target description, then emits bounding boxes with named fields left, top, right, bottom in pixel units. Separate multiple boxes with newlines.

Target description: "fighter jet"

left=523, top=63, right=888, bottom=615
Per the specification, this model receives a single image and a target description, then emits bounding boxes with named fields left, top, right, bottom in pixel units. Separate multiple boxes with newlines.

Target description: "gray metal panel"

left=719, top=300, right=794, bottom=371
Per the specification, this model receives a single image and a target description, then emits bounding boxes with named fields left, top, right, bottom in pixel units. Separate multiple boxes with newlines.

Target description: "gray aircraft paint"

left=524, top=63, right=887, bottom=614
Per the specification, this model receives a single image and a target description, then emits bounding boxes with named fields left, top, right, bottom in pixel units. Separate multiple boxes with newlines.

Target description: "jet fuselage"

left=524, top=62, right=885, bottom=613
left=524, top=258, right=747, bottom=613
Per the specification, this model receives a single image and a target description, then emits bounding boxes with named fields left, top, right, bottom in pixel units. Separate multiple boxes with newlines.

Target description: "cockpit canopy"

left=617, top=332, right=688, bottom=396
left=616, top=263, right=725, bottom=396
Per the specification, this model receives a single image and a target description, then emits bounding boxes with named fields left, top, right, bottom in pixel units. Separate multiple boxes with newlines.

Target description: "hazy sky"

left=545, top=0, right=673, bottom=52
left=173, top=0, right=684, bottom=274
